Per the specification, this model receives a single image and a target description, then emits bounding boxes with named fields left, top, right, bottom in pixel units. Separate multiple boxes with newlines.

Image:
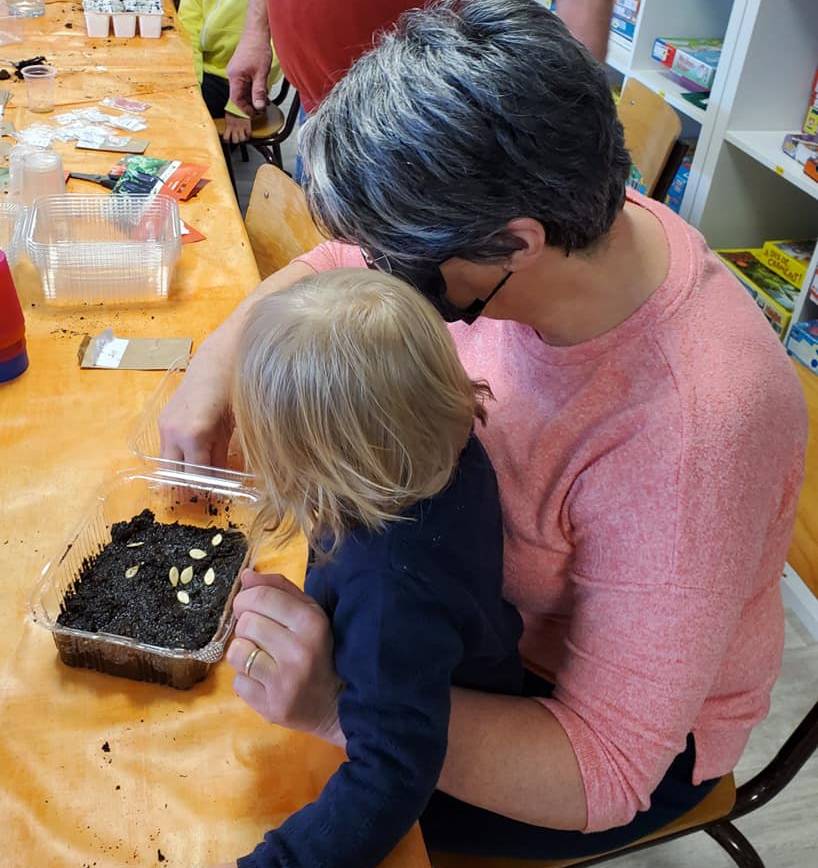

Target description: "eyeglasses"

left=362, top=247, right=511, bottom=325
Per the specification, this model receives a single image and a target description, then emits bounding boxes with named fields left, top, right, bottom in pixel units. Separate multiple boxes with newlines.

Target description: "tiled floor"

left=221, top=110, right=818, bottom=868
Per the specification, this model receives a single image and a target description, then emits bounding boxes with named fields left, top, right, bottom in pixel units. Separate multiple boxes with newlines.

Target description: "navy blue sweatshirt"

left=237, top=434, right=524, bottom=868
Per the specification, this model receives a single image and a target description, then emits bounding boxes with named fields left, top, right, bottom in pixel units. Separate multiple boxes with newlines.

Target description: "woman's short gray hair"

left=301, top=0, right=631, bottom=265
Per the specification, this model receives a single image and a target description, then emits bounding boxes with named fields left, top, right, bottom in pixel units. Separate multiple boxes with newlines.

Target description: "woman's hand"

left=159, top=345, right=234, bottom=468
left=227, top=571, right=345, bottom=746
left=222, top=113, right=252, bottom=145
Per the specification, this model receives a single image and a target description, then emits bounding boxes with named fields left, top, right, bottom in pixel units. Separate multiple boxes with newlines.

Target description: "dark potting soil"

left=57, top=509, right=247, bottom=650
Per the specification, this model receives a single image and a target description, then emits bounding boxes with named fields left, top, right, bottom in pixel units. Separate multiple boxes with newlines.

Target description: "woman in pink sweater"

left=161, top=0, right=807, bottom=860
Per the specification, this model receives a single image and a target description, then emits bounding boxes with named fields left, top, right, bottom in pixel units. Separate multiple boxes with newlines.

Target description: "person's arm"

left=159, top=241, right=354, bottom=467
left=227, top=0, right=273, bottom=115
left=227, top=570, right=589, bottom=831
left=236, top=570, right=464, bottom=868
left=557, top=0, right=615, bottom=61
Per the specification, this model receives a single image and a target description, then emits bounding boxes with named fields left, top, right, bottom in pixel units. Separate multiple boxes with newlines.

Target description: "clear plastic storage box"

left=31, top=366, right=259, bottom=690
left=30, top=464, right=258, bottom=689
left=26, top=193, right=182, bottom=304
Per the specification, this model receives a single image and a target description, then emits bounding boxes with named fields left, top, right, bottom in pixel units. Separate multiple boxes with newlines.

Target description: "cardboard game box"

left=716, top=248, right=800, bottom=338
left=787, top=320, right=818, bottom=373
left=651, top=37, right=722, bottom=92
left=758, top=239, right=815, bottom=289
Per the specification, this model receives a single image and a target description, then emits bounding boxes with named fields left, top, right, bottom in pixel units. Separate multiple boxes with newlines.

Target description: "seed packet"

left=101, top=96, right=151, bottom=113
left=111, top=156, right=209, bottom=200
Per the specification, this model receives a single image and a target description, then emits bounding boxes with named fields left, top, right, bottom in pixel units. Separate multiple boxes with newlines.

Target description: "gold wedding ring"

left=244, top=646, right=261, bottom=678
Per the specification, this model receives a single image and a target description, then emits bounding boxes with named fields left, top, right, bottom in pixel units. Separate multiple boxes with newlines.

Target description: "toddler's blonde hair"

left=233, top=268, right=491, bottom=556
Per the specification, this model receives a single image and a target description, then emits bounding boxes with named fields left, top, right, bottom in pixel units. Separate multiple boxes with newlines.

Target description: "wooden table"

left=0, top=7, right=430, bottom=867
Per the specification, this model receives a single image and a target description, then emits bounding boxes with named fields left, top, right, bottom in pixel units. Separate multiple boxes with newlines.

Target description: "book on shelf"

left=651, top=37, right=722, bottom=93
left=782, top=133, right=818, bottom=166
left=758, top=240, right=816, bottom=289
left=716, top=248, right=801, bottom=339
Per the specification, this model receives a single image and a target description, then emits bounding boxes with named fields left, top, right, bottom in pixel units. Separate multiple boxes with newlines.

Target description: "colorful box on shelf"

left=611, top=0, right=640, bottom=43
left=758, top=239, right=815, bottom=289
left=782, top=133, right=818, bottom=166
left=716, top=248, right=800, bottom=339
left=803, top=66, right=818, bottom=136
left=651, top=37, right=722, bottom=93
left=805, top=157, right=818, bottom=185
left=786, top=321, right=818, bottom=373
left=83, top=0, right=163, bottom=39
left=664, top=151, right=694, bottom=214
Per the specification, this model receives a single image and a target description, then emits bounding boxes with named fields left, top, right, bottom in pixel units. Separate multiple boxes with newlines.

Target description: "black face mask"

left=363, top=248, right=511, bottom=325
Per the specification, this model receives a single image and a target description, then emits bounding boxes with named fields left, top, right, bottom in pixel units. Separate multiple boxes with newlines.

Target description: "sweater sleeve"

left=237, top=569, right=464, bottom=868
left=536, top=374, right=804, bottom=833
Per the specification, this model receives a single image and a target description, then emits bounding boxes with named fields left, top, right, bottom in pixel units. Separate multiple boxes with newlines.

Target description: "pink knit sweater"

left=296, top=191, right=807, bottom=832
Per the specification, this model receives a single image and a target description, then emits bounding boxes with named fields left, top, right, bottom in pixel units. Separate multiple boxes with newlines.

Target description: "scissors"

left=68, top=172, right=118, bottom=190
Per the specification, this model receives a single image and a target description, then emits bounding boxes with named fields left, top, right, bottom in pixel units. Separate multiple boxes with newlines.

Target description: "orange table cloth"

left=0, top=7, right=431, bottom=867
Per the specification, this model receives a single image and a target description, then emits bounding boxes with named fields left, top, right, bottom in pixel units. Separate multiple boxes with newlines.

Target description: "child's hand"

left=227, top=570, right=345, bottom=746
left=223, top=113, right=252, bottom=145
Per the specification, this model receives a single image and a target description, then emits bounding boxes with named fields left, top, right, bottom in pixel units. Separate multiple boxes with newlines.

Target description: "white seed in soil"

left=210, top=533, right=223, bottom=547
left=180, top=566, right=194, bottom=585
left=176, top=590, right=190, bottom=604
left=189, top=548, right=207, bottom=560
left=169, top=566, right=179, bottom=587
left=126, top=541, right=144, bottom=548
left=125, top=565, right=140, bottom=578
left=203, top=567, right=216, bottom=586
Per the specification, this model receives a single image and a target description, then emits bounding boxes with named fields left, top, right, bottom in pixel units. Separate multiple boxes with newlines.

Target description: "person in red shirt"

left=227, top=0, right=615, bottom=116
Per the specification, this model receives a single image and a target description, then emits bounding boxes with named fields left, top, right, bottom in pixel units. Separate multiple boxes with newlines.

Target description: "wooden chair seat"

left=214, top=104, right=285, bottom=140
left=432, top=774, right=736, bottom=868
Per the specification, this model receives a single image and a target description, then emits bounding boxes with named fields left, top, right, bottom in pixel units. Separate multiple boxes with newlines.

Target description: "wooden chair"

left=616, top=78, right=682, bottom=196
left=216, top=79, right=302, bottom=194
left=244, top=164, right=325, bottom=279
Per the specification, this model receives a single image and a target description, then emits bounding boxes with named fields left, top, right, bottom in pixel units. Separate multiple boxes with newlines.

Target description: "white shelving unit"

left=607, top=0, right=818, bottom=333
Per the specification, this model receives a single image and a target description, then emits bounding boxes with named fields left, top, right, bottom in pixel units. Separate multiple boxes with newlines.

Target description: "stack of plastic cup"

left=0, top=250, right=28, bottom=383
left=19, top=150, right=65, bottom=207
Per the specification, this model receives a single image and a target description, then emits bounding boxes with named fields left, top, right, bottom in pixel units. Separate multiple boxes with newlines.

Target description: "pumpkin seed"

left=204, top=567, right=215, bottom=586
left=126, top=541, right=144, bottom=548
left=124, top=565, right=140, bottom=579
left=189, top=548, right=207, bottom=560
left=169, top=566, right=179, bottom=587
left=210, top=533, right=223, bottom=547
left=180, top=566, right=194, bottom=585
left=176, top=590, right=190, bottom=604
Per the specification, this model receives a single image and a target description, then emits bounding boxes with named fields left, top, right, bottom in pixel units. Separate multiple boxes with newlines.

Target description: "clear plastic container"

left=26, top=193, right=182, bottom=304
left=21, top=63, right=57, bottom=113
left=0, top=13, right=24, bottom=44
left=30, top=464, right=259, bottom=689
left=0, top=201, right=25, bottom=265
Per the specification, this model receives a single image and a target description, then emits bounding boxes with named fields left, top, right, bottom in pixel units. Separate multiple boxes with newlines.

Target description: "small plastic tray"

left=0, top=201, right=25, bottom=265
left=26, top=193, right=181, bottom=305
left=31, top=362, right=262, bottom=689
left=30, top=464, right=259, bottom=689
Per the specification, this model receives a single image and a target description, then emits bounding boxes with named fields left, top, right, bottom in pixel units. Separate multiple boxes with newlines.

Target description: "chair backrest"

left=617, top=78, right=682, bottom=196
left=244, top=165, right=325, bottom=279
left=788, top=365, right=818, bottom=598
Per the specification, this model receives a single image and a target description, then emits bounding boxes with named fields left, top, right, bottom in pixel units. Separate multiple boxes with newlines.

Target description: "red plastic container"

left=0, top=250, right=27, bottom=383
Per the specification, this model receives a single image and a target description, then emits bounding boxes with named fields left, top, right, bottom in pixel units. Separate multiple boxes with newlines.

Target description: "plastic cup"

left=20, top=150, right=65, bottom=206
left=8, top=143, right=41, bottom=202
left=21, top=64, right=57, bottom=113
